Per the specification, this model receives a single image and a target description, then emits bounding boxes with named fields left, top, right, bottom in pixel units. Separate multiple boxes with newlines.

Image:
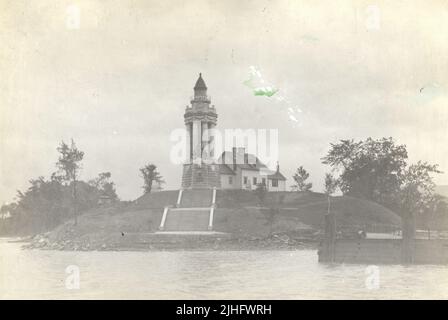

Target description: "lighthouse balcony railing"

left=185, top=104, right=216, bottom=111
left=190, top=95, right=211, bottom=103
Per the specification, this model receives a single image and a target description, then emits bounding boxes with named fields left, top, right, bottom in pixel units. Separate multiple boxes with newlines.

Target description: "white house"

left=218, top=147, right=286, bottom=191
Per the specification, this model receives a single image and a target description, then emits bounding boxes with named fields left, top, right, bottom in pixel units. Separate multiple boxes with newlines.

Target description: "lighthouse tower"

left=181, top=73, right=221, bottom=189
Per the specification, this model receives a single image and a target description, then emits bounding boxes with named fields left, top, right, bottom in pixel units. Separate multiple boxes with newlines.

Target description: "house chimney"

left=236, top=147, right=245, bottom=165
left=232, top=147, right=237, bottom=170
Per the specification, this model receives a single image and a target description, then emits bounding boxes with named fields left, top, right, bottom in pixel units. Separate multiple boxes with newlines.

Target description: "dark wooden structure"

left=318, top=212, right=448, bottom=264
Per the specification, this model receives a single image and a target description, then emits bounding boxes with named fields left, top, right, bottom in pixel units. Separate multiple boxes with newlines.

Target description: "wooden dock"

left=318, top=212, right=448, bottom=264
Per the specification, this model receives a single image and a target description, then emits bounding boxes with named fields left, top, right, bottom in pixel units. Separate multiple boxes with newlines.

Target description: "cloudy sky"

left=1, top=0, right=448, bottom=204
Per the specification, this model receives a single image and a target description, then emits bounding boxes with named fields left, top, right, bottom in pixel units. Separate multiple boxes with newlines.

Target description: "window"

left=243, top=176, right=248, bottom=185
left=253, top=177, right=257, bottom=185
left=272, top=179, right=278, bottom=187
left=228, top=176, right=233, bottom=184
left=262, top=178, right=266, bottom=185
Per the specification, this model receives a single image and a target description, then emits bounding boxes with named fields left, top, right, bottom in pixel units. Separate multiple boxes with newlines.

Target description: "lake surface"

left=1, top=239, right=448, bottom=299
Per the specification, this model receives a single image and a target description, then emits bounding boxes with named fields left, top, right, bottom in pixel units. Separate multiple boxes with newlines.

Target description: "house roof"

left=217, top=151, right=286, bottom=180
left=219, top=164, right=236, bottom=175
left=267, top=171, right=287, bottom=181
left=219, top=151, right=268, bottom=171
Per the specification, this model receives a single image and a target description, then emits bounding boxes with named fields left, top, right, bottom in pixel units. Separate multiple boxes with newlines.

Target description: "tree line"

left=287, top=137, right=447, bottom=230
left=0, top=139, right=165, bottom=236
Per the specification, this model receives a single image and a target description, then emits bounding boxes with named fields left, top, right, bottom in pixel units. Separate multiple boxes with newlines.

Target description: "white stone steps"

left=154, top=231, right=227, bottom=235
left=158, top=188, right=217, bottom=232
left=169, top=207, right=210, bottom=211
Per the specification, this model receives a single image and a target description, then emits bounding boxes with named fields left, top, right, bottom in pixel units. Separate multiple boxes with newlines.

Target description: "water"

left=1, top=239, right=448, bottom=299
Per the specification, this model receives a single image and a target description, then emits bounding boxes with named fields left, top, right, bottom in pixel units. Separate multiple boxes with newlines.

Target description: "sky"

left=1, top=0, right=448, bottom=204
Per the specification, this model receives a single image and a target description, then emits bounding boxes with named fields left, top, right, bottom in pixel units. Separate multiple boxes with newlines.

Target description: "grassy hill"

left=216, top=190, right=400, bottom=225
left=28, top=190, right=401, bottom=251
left=213, top=193, right=401, bottom=237
left=131, top=190, right=401, bottom=236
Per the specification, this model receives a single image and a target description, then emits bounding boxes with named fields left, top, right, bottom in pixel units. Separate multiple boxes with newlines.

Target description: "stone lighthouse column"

left=185, top=122, right=192, bottom=164
left=201, top=122, right=209, bottom=161
left=181, top=73, right=220, bottom=189
left=192, top=120, right=202, bottom=165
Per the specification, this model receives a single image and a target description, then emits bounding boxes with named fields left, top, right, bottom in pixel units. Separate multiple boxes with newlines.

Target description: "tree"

left=88, top=172, right=110, bottom=189
left=0, top=203, right=14, bottom=235
left=291, top=166, right=313, bottom=191
left=140, top=164, right=164, bottom=194
left=0, top=203, right=12, bottom=220
left=324, top=173, right=338, bottom=215
left=88, top=172, right=118, bottom=200
left=7, top=176, right=69, bottom=234
left=56, top=139, right=84, bottom=225
left=4, top=176, right=100, bottom=235
left=398, top=161, right=442, bottom=238
left=322, top=137, right=444, bottom=228
left=0, top=140, right=123, bottom=236
left=422, top=194, right=446, bottom=239
left=322, top=137, right=407, bottom=209
left=431, top=198, right=448, bottom=230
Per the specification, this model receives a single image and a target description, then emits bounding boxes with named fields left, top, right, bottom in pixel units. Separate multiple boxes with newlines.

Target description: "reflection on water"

left=1, top=239, right=448, bottom=299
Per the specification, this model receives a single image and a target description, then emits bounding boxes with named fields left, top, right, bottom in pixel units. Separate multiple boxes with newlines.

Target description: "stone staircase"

left=158, top=188, right=217, bottom=233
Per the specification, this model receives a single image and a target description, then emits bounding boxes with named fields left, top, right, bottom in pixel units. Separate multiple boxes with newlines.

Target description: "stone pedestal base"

left=181, top=163, right=221, bottom=189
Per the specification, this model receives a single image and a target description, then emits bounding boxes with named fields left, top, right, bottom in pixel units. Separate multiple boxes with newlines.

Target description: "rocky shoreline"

left=22, top=231, right=319, bottom=251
